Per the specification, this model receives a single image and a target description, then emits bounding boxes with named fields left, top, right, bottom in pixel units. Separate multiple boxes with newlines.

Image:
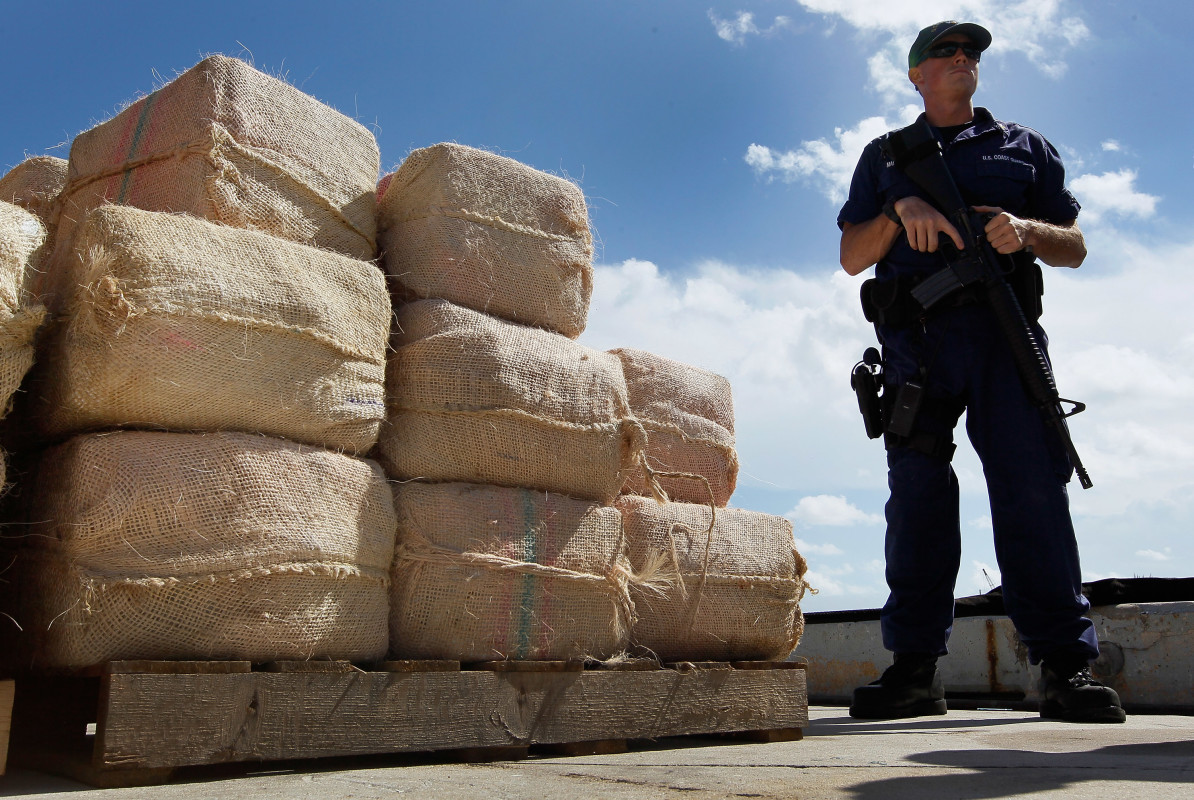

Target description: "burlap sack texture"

left=616, top=496, right=808, bottom=662
left=0, top=156, right=68, bottom=230
left=612, top=348, right=739, bottom=507
left=41, top=54, right=379, bottom=309
left=16, top=430, right=397, bottom=668
left=390, top=481, right=632, bottom=662
left=0, top=202, right=48, bottom=417
left=377, top=143, right=593, bottom=339
left=34, top=205, right=389, bottom=453
left=378, top=299, right=649, bottom=504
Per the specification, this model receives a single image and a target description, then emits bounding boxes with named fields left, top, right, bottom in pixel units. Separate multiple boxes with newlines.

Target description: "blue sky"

left=3, top=1, right=1192, bottom=611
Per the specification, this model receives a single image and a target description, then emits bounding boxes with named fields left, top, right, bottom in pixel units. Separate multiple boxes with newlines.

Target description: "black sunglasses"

left=923, top=42, right=982, bottom=62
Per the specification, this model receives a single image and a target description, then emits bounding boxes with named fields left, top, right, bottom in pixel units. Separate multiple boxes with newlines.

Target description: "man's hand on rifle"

left=974, top=204, right=1087, bottom=267
left=974, top=205, right=1030, bottom=255
left=894, top=196, right=965, bottom=253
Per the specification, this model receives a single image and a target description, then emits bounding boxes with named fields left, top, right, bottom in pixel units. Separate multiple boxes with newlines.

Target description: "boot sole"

left=849, top=699, right=948, bottom=720
left=1040, top=700, right=1127, bottom=724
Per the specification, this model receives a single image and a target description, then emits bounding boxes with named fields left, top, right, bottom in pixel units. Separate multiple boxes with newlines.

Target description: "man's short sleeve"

left=838, top=139, right=884, bottom=230
left=1029, top=133, right=1081, bottom=224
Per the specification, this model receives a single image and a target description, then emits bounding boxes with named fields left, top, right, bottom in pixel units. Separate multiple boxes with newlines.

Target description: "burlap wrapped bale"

left=616, top=496, right=807, bottom=662
left=378, top=299, right=647, bottom=504
left=378, top=143, right=593, bottom=338
left=34, top=205, right=389, bottom=453
left=0, top=202, right=48, bottom=415
left=17, top=430, right=396, bottom=667
left=0, top=156, right=68, bottom=228
left=612, top=348, right=738, bottom=507
left=390, top=481, right=631, bottom=662
left=42, top=55, right=378, bottom=307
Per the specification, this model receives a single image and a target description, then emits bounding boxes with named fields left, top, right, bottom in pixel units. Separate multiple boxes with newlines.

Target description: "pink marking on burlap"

left=150, top=327, right=202, bottom=352
left=104, top=97, right=148, bottom=201
left=377, top=173, right=394, bottom=202
left=119, top=95, right=166, bottom=206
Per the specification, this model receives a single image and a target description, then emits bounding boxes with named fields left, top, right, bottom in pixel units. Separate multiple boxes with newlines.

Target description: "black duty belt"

left=861, top=259, right=1042, bottom=329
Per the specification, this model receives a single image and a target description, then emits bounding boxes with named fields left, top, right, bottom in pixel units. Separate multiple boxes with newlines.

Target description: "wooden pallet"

left=9, top=659, right=807, bottom=787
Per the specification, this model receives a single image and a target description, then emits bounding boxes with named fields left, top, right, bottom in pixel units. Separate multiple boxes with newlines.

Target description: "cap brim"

left=929, top=22, right=992, bottom=52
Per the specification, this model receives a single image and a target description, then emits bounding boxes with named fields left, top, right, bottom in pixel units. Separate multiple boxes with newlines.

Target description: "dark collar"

left=916, top=107, right=1004, bottom=147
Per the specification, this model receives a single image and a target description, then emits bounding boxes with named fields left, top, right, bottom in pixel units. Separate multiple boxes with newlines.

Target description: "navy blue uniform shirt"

left=837, top=107, right=1081, bottom=283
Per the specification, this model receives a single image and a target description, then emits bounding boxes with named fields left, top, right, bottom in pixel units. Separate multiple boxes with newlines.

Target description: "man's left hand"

left=973, top=205, right=1032, bottom=254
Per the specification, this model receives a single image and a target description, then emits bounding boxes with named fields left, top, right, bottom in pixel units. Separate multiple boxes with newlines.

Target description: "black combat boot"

left=1039, top=658, right=1126, bottom=723
left=849, top=652, right=947, bottom=719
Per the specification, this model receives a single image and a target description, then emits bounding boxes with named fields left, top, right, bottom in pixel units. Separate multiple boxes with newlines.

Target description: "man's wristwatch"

left=882, top=198, right=903, bottom=227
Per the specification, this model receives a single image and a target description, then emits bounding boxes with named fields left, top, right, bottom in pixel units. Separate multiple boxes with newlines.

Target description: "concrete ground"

left=3, top=705, right=1193, bottom=799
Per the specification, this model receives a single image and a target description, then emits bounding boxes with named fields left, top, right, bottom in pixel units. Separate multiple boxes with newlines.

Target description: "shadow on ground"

left=843, top=740, right=1194, bottom=799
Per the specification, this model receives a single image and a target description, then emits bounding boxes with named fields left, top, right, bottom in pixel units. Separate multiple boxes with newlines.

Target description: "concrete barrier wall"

left=791, top=602, right=1194, bottom=712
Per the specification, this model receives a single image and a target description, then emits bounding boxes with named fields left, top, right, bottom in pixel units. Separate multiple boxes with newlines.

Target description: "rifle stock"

left=883, top=118, right=1093, bottom=489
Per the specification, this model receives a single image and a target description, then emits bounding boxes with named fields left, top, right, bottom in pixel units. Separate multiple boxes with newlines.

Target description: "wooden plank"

left=96, top=670, right=518, bottom=768
left=94, top=665, right=808, bottom=769
left=106, top=661, right=252, bottom=675
left=379, top=660, right=461, bottom=672
left=0, top=680, right=12, bottom=776
left=260, top=661, right=358, bottom=674
left=469, top=660, right=584, bottom=672
left=667, top=661, right=736, bottom=673
left=590, top=659, right=660, bottom=671
left=731, top=661, right=807, bottom=671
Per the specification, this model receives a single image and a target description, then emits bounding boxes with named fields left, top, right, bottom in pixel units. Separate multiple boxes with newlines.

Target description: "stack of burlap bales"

left=0, top=56, right=809, bottom=671
left=6, top=56, right=397, bottom=668
left=376, top=144, right=640, bottom=661
left=376, top=143, right=808, bottom=664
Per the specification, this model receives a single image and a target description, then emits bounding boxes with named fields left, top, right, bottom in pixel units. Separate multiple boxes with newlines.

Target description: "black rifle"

left=881, top=117, right=1093, bottom=489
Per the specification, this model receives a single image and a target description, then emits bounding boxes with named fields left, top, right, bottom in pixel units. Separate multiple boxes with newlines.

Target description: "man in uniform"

left=837, top=21, right=1125, bottom=723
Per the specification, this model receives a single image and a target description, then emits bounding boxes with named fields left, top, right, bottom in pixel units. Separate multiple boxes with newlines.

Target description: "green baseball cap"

left=908, top=21, right=992, bottom=69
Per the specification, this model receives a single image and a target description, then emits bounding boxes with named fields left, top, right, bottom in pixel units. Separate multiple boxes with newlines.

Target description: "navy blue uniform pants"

left=877, top=304, right=1099, bottom=665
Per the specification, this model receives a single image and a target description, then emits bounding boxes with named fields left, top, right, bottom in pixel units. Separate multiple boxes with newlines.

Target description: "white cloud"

left=794, top=537, right=846, bottom=556
left=802, top=566, right=886, bottom=599
left=1101, top=140, right=1121, bottom=152
left=708, top=10, right=791, bottom=45
left=785, top=1, right=1089, bottom=101
left=1136, top=548, right=1172, bottom=562
left=745, top=107, right=919, bottom=203
left=1069, top=169, right=1159, bottom=223
left=788, top=495, right=883, bottom=527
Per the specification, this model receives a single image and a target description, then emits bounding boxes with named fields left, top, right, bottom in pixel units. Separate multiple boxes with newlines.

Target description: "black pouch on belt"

left=860, top=275, right=923, bottom=327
